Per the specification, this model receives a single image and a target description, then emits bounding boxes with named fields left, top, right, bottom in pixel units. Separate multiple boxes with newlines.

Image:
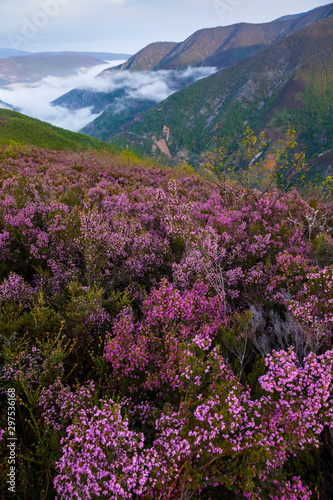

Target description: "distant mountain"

left=0, top=53, right=104, bottom=86
left=101, top=18, right=333, bottom=169
left=105, top=3, right=333, bottom=73
left=0, top=48, right=30, bottom=59
left=0, top=100, right=17, bottom=111
left=36, top=51, right=131, bottom=61
left=53, top=88, right=126, bottom=114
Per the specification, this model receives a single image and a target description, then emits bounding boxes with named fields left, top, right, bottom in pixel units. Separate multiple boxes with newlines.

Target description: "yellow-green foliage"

left=203, top=126, right=308, bottom=199
left=0, top=108, right=122, bottom=153
left=0, top=109, right=166, bottom=171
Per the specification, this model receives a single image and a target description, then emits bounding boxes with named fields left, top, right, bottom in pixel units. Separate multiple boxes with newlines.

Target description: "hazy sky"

left=0, top=0, right=331, bottom=54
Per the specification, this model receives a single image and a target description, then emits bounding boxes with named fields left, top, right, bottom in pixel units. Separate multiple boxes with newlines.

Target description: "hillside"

left=100, top=18, right=333, bottom=168
left=54, top=67, right=217, bottom=135
left=105, top=2, right=333, bottom=72
left=49, top=3, right=333, bottom=166
left=1, top=133, right=333, bottom=499
left=0, top=108, right=123, bottom=153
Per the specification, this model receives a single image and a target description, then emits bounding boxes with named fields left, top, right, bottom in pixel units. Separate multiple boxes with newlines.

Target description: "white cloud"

left=0, top=60, right=124, bottom=131
left=0, top=63, right=217, bottom=132
left=78, top=66, right=217, bottom=103
left=125, top=67, right=217, bottom=102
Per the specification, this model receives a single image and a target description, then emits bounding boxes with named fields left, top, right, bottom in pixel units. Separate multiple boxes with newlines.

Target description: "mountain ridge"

left=104, top=2, right=333, bottom=73
left=0, top=49, right=130, bottom=61
left=100, top=17, right=333, bottom=170
left=103, top=42, right=178, bottom=72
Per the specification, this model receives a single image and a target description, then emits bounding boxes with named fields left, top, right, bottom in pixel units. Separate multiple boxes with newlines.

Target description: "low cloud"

left=0, top=63, right=217, bottom=132
left=117, top=67, right=217, bottom=103
left=0, top=60, right=123, bottom=131
left=78, top=66, right=217, bottom=103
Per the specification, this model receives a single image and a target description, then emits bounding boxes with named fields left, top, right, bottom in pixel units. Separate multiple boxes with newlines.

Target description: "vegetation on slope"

left=105, top=18, right=333, bottom=172
left=0, top=108, right=124, bottom=153
left=1, top=136, right=333, bottom=498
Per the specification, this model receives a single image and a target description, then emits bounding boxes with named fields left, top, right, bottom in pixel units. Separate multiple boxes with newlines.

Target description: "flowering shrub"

left=1, top=145, right=333, bottom=498
left=0, top=271, right=35, bottom=306
left=54, top=401, right=155, bottom=500
left=55, top=341, right=333, bottom=500
left=105, top=279, right=226, bottom=397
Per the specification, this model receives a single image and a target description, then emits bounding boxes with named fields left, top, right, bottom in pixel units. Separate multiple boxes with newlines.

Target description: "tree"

left=202, top=126, right=308, bottom=201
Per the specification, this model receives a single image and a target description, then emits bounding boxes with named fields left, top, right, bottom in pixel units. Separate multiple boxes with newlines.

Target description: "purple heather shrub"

left=2, top=145, right=333, bottom=498
left=0, top=271, right=35, bottom=306
left=105, top=279, right=226, bottom=396
left=54, top=401, right=156, bottom=500
left=38, top=378, right=96, bottom=433
left=2, top=345, right=45, bottom=391
left=56, top=343, right=333, bottom=500
left=286, top=266, right=333, bottom=351
left=152, top=345, right=333, bottom=498
left=267, top=478, right=312, bottom=500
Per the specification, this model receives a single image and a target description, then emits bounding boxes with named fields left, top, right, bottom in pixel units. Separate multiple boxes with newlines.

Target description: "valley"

left=46, top=2, right=333, bottom=175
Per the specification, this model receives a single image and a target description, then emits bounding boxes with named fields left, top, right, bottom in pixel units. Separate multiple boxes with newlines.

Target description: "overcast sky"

left=0, top=0, right=331, bottom=54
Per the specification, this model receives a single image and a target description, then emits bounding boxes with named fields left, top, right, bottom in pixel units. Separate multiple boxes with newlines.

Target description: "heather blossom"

left=1, top=145, right=333, bottom=498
